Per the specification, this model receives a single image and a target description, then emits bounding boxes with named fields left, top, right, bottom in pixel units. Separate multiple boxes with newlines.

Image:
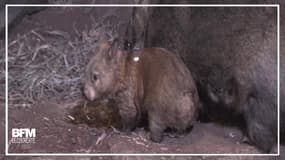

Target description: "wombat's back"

left=135, top=48, right=196, bottom=93
left=131, top=48, right=198, bottom=129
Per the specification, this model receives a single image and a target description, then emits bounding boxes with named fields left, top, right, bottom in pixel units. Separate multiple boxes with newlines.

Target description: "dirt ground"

left=3, top=102, right=283, bottom=160
left=0, top=4, right=284, bottom=160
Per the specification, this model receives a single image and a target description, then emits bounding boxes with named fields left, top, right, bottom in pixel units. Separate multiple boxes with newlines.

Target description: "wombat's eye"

left=93, top=74, right=98, bottom=81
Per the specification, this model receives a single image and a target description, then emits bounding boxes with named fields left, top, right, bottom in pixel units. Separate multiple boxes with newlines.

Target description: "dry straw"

left=2, top=12, right=119, bottom=108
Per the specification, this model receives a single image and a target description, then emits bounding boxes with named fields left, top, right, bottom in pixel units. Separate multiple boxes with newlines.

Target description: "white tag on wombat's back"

left=133, top=56, right=140, bottom=62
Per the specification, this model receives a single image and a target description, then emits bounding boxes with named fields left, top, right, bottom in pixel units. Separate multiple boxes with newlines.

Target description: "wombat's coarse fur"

left=84, top=33, right=198, bottom=142
left=137, top=6, right=279, bottom=152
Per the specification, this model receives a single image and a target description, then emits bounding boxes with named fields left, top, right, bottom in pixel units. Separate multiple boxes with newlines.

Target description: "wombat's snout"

left=84, top=84, right=96, bottom=101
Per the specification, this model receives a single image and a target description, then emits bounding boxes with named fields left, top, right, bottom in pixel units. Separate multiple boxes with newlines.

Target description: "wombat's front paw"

left=149, top=119, right=164, bottom=142
left=150, top=131, right=163, bottom=142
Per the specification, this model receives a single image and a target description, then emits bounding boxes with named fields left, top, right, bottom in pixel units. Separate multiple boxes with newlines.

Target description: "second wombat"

left=84, top=33, right=198, bottom=142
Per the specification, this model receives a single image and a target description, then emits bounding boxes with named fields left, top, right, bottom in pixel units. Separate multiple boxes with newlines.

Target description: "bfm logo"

left=12, top=128, right=36, bottom=138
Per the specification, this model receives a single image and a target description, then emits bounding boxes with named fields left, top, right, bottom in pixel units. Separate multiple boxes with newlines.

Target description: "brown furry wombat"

left=84, top=33, right=198, bottom=142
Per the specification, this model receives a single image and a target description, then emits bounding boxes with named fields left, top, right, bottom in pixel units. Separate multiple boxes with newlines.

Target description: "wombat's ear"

left=107, top=39, right=123, bottom=64
left=99, top=32, right=110, bottom=51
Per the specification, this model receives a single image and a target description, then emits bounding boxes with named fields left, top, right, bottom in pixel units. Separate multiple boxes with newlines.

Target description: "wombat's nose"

left=84, top=85, right=96, bottom=101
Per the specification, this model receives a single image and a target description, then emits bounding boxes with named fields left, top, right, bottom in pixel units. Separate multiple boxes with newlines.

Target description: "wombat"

left=126, top=5, right=281, bottom=152
left=84, top=33, right=198, bottom=142
left=205, top=65, right=237, bottom=107
left=205, top=69, right=277, bottom=152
